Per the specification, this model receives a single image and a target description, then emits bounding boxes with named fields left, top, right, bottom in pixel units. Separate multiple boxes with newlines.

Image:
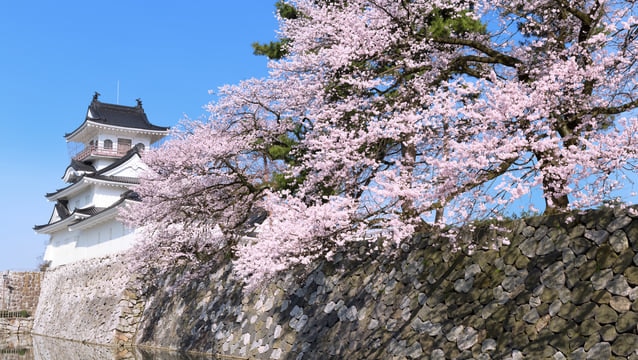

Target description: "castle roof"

left=65, top=93, right=169, bottom=143
left=34, top=191, right=139, bottom=234
left=46, top=146, right=143, bottom=200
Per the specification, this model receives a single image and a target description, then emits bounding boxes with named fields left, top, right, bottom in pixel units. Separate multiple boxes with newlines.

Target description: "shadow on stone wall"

left=71, top=207, right=638, bottom=359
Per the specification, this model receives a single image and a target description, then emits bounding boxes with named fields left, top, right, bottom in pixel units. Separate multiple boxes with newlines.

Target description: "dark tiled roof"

left=65, top=94, right=169, bottom=138
left=75, top=206, right=107, bottom=216
left=68, top=159, right=96, bottom=173
left=54, top=200, right=70, bottom=220
left=34, top=192, right=135, bottom=231
left=89, top=175, right=140, bottom=185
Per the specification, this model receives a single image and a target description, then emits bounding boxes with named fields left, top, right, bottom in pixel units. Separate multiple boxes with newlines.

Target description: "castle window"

left=103, top=139, right=113, bottom=150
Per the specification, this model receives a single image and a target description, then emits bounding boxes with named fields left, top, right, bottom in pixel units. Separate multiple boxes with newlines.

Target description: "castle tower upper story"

left=65, top=92, right=169, bottom=171
left=34, top=93, right=169, bottom=268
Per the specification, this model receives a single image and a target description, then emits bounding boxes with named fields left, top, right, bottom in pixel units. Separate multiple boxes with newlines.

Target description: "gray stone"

left=412, top=318, right=441, bottom=336
left=569, top=347, right=587, bottom=360
left=345, top=306, right=358, bottom=322
left=457, top=327, right=478, bottom=351
left=553, top=352, right=567, bottom=360
left=406, top=342, right=423, bottom=359
left=519, top=237, right=538, bottom=258
left=290, top=305, right=303, bottom=318
left=289, top=314, right=308, bottom=332
left=270, top=348, right=282, bottom=359
left=607, top=275, right=631, bottom=296
left=465, top=263, right=482, bottom=278
left=323, top=301, right=337, bottom=314
left=511, top=349, right=524, bottom=360
left=584, top=229, right=609, bottom=245
left=549, top=299, right=562, bottom=316
left=502, top=275, right=525, bottom=292
left=612, top=333, right=638, bottom=356
left=609, top=230, right=629, bottom=253
left=523, top=308, right=540, bottom=323
left=537, top=236, right=556, bottom=256
left=541, top=262, right=566, bottom=289
left=529, top=296, right=542, bottom=307
left=446, top=325, right=464, bottom=342
left=430, top=349, right=445, bottom=360
left=418, top=292, right=427, bottom=305
left=586, top=342, right=611, bottom=359
left=592, top=269, right=614, bottom=290
left=454, top=277, right=474, bottom=293
left=482, top=338, right=497, bottom=352
left=607, top=216, right=633, bottom=233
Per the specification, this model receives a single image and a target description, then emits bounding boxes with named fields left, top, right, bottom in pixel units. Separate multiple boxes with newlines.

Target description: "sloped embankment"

left=135, top=207, right=638, bottom=359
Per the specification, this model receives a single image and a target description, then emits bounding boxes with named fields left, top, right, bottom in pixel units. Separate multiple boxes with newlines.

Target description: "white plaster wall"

left=92, top=186, right=126, bottom=208
left=102, top=156, right=148, bottom=178
left=92, top=158, right=116, bottom=171
left=42, top=219, right=136, bottom=268
left=97, top=133, right=151, bottom=152
left=42, top=233, right=77, bottom=267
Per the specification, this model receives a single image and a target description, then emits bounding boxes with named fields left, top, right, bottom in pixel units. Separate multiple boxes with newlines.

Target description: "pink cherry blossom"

left=122, top=0, right=638, bottom=290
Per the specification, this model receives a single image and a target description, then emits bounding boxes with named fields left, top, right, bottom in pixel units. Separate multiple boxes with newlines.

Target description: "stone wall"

left=33, top=207, right=638, bottom=359
left=0, top=333, right=33, bottom=360
left=31, top=254, right=135, bottom=345
left=0, top=318, right=33, bottom=335
left=0, top=271, right=41, bottom=313
left=135, top=207, right=638, bottom=359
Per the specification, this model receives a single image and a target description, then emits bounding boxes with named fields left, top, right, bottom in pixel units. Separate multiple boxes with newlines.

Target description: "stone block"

left=615, top=311, right=638, bottom=333
left=586, top=341, right=611, bottom=359
left=612, top=333, right=638, bottom=356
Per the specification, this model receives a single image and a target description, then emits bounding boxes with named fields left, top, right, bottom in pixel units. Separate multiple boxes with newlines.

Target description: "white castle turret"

left=34, top=93, right=169, bottom=268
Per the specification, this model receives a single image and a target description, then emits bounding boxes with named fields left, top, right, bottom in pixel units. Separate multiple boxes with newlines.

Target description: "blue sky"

left=0, top=1, right=278, bottom=271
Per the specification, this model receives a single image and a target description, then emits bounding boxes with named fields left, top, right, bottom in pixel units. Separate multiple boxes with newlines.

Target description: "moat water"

left=1, top=334, right=215, bottom=360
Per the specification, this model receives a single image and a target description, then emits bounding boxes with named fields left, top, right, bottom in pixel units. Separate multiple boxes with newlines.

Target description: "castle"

left=34, top=93, right=169, bottom=268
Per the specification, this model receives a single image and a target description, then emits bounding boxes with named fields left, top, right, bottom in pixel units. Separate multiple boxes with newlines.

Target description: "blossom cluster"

left=122, top=0, right=638, bottom=289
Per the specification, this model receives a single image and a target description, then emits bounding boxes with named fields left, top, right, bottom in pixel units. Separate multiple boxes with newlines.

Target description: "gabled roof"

left=65, top=93, right=169, bottom=141
left=46, top=146, right=143, bottom=200
left=34, top=191, right=138, bottom=234
left=63, top=159, right=97, bottom=183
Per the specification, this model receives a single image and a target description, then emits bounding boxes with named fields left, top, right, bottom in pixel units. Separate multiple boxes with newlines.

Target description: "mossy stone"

left=579, top=318, right=601, bottom=336
left=615, top=311, right=638, bottom=333
left=612, top=333, right=638, bottom=356
left=596, top=245, right=619, bottom=269
left=578, top=260, right=599, bottom=281
left=595, top=304, right=619, bottom=324
left=600, top=324, right=617, bottom=342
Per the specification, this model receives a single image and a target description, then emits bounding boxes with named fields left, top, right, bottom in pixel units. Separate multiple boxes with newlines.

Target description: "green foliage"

left=252, top=1, right=298, bottom=60
left=252, top=39, right=290, bottom=60
left=427, top=9, right=486, bottom=38
left=0, top=310, right=30, bottom=318
left=0, top=348, right=29, bottom=355
left=276, top=0, right=298, bottom=20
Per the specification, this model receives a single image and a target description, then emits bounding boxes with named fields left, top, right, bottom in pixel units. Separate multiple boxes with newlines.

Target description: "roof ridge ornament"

left=93, top=91, right=100, bottom=102
left=136, top=98, right=143, bottom=108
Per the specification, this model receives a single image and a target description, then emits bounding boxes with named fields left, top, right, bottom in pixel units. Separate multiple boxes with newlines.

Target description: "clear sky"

left=0, top=1, right=279, bottom=271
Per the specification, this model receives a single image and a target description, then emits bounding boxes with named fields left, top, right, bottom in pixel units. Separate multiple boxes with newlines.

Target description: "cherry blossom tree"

left=123, top=0, right=638, bottom=289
